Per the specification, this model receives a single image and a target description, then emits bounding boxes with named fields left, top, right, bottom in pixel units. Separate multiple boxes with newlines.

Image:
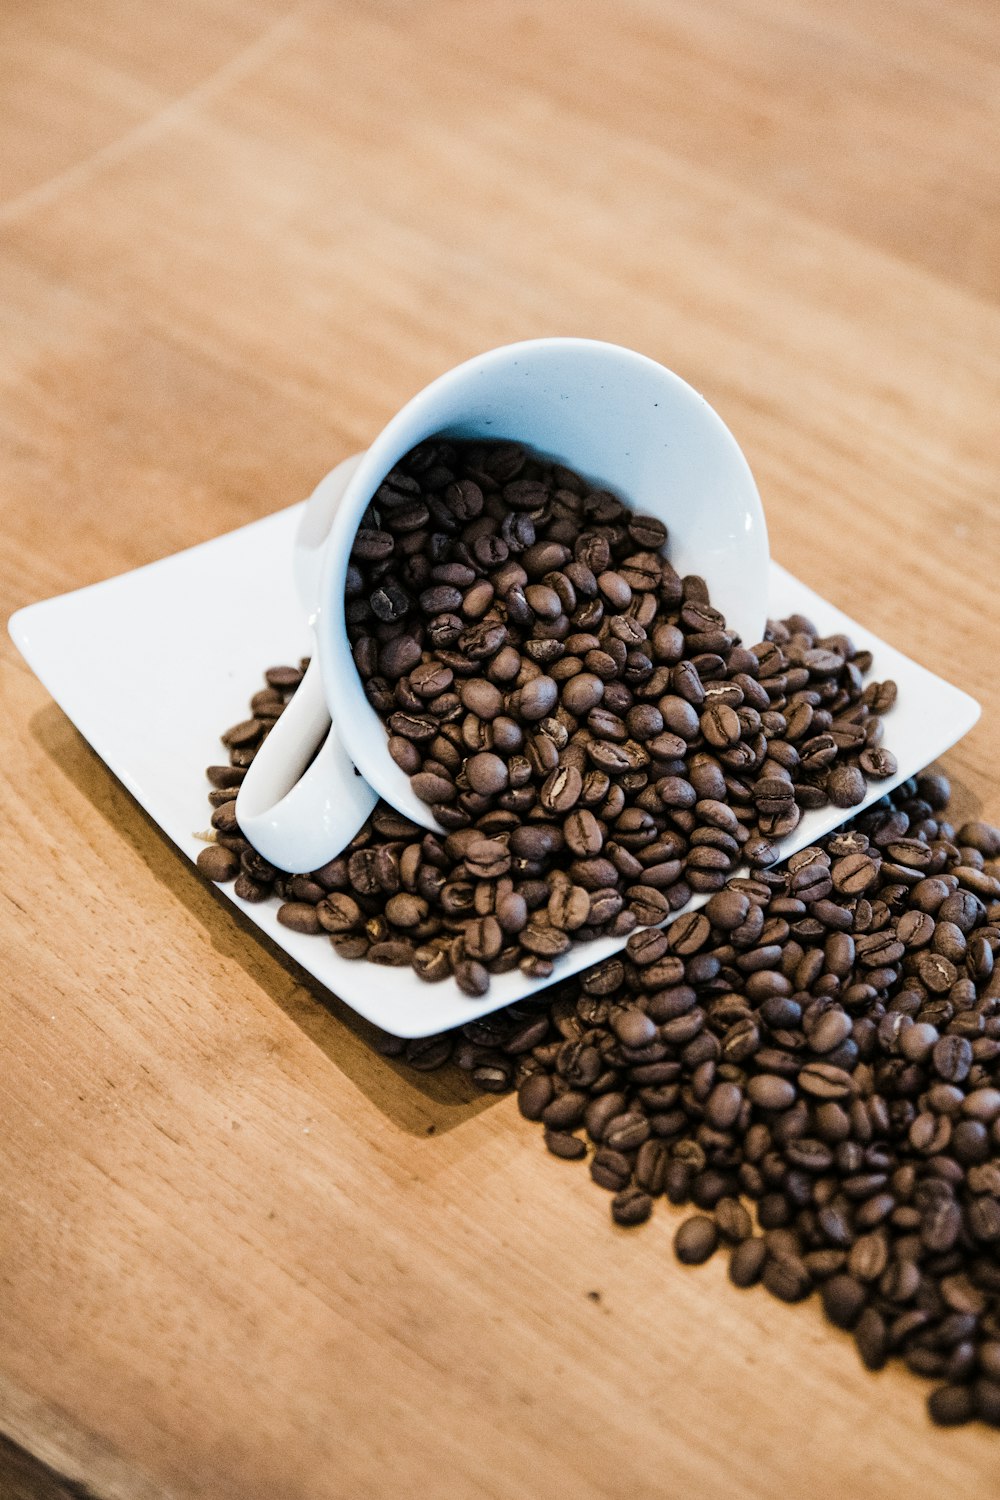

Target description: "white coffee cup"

left=237, top=337, right=769, bottom=872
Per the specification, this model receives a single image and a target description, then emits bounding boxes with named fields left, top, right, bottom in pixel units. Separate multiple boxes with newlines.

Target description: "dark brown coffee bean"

left=700, top=704, right=741, bottom=748
left=561, top=672, right=605, bottom=716
left=674, top=1215, right=719, bottom=1264
left=854, top=1308, right=889, bottom=1370
left=747, top=1075, right=796, bottom=1111
left=316, top=893, right=363, bottom=932
left=928, top=1384, right=976, bottom=1427
left=957, top=820, right=1000, bottom=858
left=922, top=1197, right=962, bottom=1253
left=454, top=958, right=489, bottom=996
left=634, top=1139, right=670, bottom=1196
left=542, top=1090, right=588, bottom=1130
left=221, top=718, right=263, bottom=748
left=517, top=1073, right=554, bottom=1121
left=715, top=1197, right=752, bottom=1243
left=465, top=752, right=509, bottom=795
left=932, top=1035, right=973, bottom=1083
left=826, top=764, right=867, bottom=808
left=276, top=902, right=323, bottom=935
left=763, top=1254, right=812, bottom=1303
left=197, top=844, right=241, bottom=882
left=798, top=1062, right=855, bottom=1100
left=518, top=675, right=558, bottom=721
left=973, top=1380, right=1000, bottom=1428
left=847, top=1233, right=889, bottom=1283
left=591, top=1148, right=633, bottom=1191
left=540, top=764, right=583, bottom=813
left=544, top=1129, right=587, bottom=1160
left=705, top=1081, right=743, bottom=1130
left=612, top=1186, right=653, bottom=1226
left=605, top=1113, right=650, bottom=1151
left=728, top=1236, right=767, bottom=1287
left=821, top=1274, right=867, bottom=1330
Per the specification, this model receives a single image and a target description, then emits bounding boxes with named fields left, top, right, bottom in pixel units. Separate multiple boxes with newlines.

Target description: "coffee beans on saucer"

left=344, top=442, right=898, bottom=951
left=209, top=437, right=901, bottom=995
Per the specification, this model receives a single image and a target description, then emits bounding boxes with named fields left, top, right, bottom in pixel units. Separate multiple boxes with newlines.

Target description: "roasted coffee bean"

left=517, top=1072, right=554, bottom=1120
left=728, top=1236, right=768, bottom=1287
left=715, top=1197, right=753, bottom=1243
left=821, top=1274, right=867, bottom=1330
left=748, top=1075, right=797, bottom=1111
left=674, top=1215, right=719, bottom=1264
left=197, top=844, right=241, bottom=882
left=933, top=1035, right=974, bottom=1083
left=763, top=1254, right=812, bottom=1303
left=545, top=1129, right=587, bottom=1160
left=276, top=902, right=323, bottom=935
left=591, top=1148, right=633, bottom=1191
left=612, top=1186, right=653, bottom=1226
left=928, top=1384, right=977, bottom=1427
left=612, top=1008, right=657, bottom=1048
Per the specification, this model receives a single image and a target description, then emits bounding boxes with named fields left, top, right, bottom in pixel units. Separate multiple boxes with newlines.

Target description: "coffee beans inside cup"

left=330, top=438, right=895, bottom=988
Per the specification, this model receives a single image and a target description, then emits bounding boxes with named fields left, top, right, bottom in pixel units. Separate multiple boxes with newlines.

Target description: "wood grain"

left=2, top=1, right=999, bottom=1495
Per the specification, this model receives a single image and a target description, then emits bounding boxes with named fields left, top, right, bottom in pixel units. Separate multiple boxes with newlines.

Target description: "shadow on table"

left=30, top=703, right=502, bottom=1138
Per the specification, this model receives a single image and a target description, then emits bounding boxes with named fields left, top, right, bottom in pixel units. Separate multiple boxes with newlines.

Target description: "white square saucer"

left=9, top=505, right=980, bottom=1038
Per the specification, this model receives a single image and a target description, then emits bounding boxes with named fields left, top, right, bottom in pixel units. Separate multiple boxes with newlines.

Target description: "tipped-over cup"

left=237, top=337, right=769, bottom=873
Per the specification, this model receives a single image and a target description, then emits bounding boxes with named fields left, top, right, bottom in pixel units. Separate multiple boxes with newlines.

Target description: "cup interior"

left=318, top=337, right=770, bottom=830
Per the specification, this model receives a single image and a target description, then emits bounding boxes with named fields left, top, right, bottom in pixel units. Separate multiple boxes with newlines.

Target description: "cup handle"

left=234, top=654, right=378, bottom=873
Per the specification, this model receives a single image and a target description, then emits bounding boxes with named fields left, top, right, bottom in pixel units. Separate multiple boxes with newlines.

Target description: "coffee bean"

left=827, top=764, right=867, bottom=808
left=276, top=902, right=323, bottom=935
left=973, top=1379, right=1000, bottom=1428
left=854, top=1308, right=889, bottom=1371
left=197, top=844, right=241, bottom=882
left=591, top=1148, right=632, bottom=1191
left=605, top=1113, right=651, bottom=1151
left=798, top=1063, right=855, bottom=1100
left=542, top=1090, right=588, bottom=1129
left=465, top=839, right=511, bottom=879
left=466, top=752, right=509, bottom=795
left=957, top=821, right=1000, bottom=859
left=612, top=1186, right=653, bottom=1226
left=705, top=1081, right=743, bottom=1130
left=821, top=1274, right=867, bottom=1330
left=715, top=1197, right=752, bottom=1242
left=728, top=1236, right=767, bottom=1287
left=541, top=764, right=583, bottom=813
left=584, top=1092, right=629, bottom=1142
left=517, top=1072, right=554, bottom=1120
left=674, top=1215, right=719, bottom=1264
left=933, top=1035, right=974, bottom=1083
left=928, top=1384, right=977, bottom=1427
left=747, top=1075, right=797, bottom=1111
left=763, top=1254, right=812, bottom=1303
left=635, top=1139, right=670, bottom=1196
left=454, top=958, right=489, bottom=996
left=545, top=1129, right=587, bottom=1160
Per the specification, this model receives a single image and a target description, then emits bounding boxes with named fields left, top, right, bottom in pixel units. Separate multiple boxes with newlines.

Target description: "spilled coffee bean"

left=203, top=670, right=999, bottom=1429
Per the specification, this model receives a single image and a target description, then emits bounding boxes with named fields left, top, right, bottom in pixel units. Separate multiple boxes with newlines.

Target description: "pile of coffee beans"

left=345, top=441, right=897, bottom=924
left=379, top=776, right=1000, bottom=1432
left=200, top=663, right=1000, bottom=1430
left=204, top=440, right=900, bottom=994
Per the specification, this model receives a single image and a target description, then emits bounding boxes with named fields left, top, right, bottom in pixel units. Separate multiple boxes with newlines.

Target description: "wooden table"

left=3, top=2, right=999, bottom=1495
